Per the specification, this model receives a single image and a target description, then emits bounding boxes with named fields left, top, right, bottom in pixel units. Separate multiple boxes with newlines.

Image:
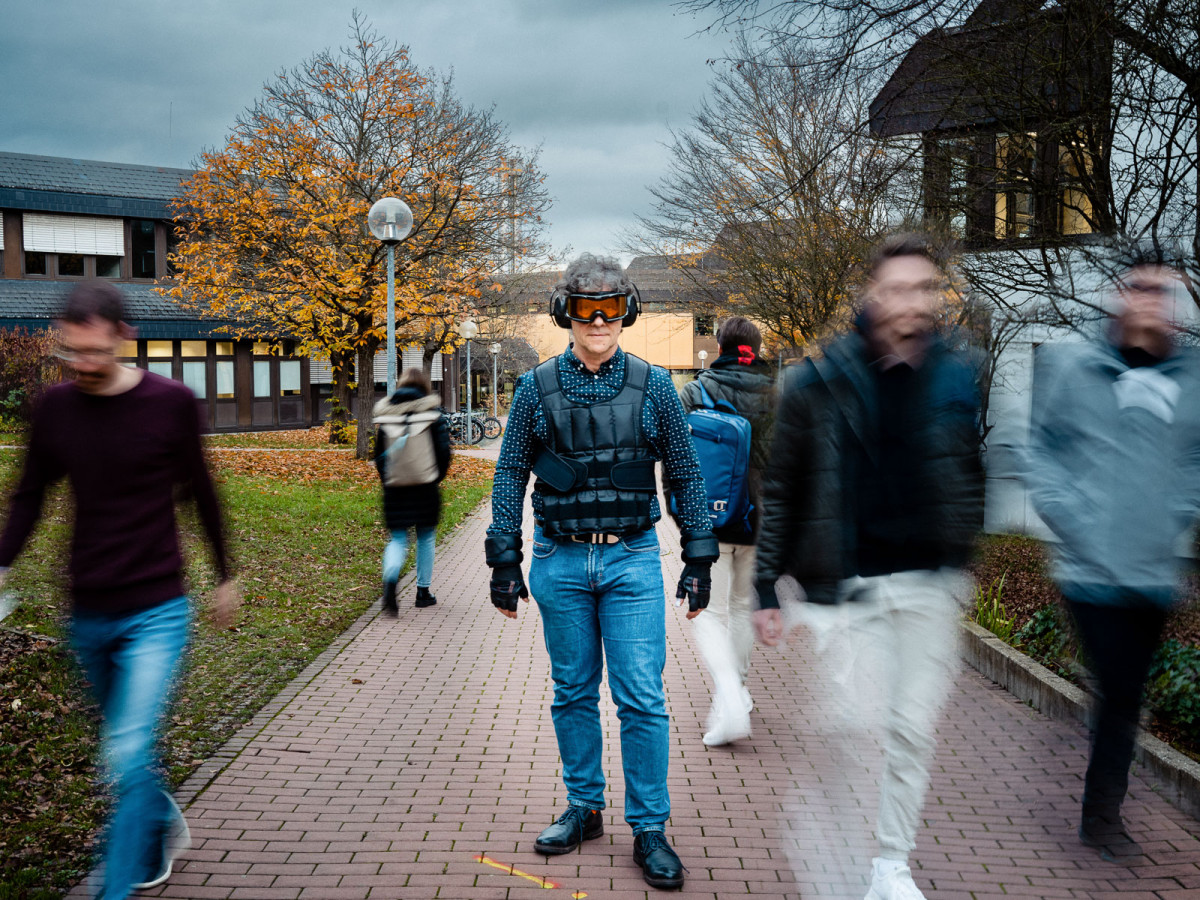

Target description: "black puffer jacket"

left=372, top=387, right=452, bottom=530
left=673, top=356, right=776, bottom=544
left=755, top=332, right=982, bottom=606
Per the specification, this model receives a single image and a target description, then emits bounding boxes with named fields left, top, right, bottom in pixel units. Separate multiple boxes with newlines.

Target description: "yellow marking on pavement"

left=473, top=854, right=587, bottom=896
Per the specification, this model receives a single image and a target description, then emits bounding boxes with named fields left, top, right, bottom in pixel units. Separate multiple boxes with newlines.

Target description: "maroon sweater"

left=0, top=372, right=230, bottom=613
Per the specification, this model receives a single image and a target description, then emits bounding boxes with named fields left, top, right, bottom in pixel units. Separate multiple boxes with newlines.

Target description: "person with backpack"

left=485, top=254, right=717, bottom=889
left=672, top=317, right=775, bottom=747
left=373, top=367, right=451, bottom=614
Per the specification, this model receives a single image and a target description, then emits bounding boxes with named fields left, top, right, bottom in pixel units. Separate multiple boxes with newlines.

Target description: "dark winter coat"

left=373, top=387, right=452, bottom=530
left=755, top=331, right=983, bottom=606
left=672, top=355, right=776, bottom=544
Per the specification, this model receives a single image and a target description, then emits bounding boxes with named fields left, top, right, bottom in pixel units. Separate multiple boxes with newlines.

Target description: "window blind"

left=23, top=214, right=125, bottom=255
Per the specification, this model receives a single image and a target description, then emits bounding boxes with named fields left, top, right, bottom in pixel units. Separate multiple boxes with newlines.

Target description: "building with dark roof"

left=0, top=151, right=314, bottom=431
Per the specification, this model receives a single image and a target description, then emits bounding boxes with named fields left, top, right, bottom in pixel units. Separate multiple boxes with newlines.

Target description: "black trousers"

left=1066, top=598, right=1168, bottom=818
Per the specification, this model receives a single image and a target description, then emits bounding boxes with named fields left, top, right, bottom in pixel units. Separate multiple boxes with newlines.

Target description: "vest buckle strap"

left=567, top=533, right=622, bottom=545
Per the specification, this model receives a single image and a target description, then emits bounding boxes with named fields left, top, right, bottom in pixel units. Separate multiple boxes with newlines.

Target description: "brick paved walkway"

left=126, top=494, right=1200, bottom=899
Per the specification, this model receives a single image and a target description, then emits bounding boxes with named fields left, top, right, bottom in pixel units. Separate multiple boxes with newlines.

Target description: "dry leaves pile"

left=208, top=448, right=495, bottom=488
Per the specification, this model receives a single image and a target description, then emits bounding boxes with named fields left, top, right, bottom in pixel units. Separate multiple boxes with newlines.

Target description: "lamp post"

left=698, top=349, right=708, bottom=370
left=367, top=197, right=414, bottom=396
left=458, top=319, right=479, bottom=421
left=489, top=342, right=501, bottom=418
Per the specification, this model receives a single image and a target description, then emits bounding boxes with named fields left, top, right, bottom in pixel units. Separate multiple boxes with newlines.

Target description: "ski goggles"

left=565, top=291, right=629, bottom=323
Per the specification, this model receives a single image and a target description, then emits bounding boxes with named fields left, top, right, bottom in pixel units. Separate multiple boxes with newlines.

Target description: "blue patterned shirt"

left=488, top=346, right=711, bottom=538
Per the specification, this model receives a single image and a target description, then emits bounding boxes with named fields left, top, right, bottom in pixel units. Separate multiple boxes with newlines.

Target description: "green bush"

left=1146, top=639, right=1200, bottom=745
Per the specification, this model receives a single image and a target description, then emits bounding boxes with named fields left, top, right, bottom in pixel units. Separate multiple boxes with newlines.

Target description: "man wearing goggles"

left=485, top=253, right=718, bottom=889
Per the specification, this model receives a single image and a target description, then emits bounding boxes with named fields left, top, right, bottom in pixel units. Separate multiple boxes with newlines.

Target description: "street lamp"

left=458, top=319, right=479, bottom=422
left=698, top=349, right=708, bottom=370
left=367, top=197, right=414, bottom=396
left=489, top=342, right=501, bottom=418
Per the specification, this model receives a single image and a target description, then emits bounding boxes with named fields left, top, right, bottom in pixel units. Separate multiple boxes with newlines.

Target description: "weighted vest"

left=533, top=354, right=657, bottom=538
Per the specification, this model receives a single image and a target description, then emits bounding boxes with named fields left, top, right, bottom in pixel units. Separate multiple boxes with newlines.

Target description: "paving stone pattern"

left=114, top=492, right=1200, bottom=899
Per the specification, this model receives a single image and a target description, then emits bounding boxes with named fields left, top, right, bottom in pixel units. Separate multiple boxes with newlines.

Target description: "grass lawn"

left=0, top=444, right=494, bottom=898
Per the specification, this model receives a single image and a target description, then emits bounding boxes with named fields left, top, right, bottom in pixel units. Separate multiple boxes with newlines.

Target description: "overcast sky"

left=0, top=0, right=731, bottom=264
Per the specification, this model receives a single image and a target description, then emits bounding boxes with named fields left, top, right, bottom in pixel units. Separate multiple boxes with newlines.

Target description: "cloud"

left=0, top=0, right=728, bottom=259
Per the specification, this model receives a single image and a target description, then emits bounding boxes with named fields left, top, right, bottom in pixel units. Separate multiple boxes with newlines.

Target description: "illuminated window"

left=180, top=341, right=207, bottom=358
left=214, top=342, right=234, bottom=356
left=994, top=133, right=1036, bottom=240
left=146, top=340, right=173, bottom=358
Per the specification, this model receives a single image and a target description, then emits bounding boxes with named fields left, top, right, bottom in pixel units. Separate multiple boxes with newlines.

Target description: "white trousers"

left=801, top=568, right=962, bottom=859
left=691, top=542, right=757, bottom=705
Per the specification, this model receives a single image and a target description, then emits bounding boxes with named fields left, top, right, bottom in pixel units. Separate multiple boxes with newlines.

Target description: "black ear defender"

left=548, top=284, right=641, bottom=329
left=549, top=288, right=572, bottom=328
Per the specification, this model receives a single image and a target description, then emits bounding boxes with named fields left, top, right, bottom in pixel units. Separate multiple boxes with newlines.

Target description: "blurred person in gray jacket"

left=1025, top=242, right=1200, bottom=861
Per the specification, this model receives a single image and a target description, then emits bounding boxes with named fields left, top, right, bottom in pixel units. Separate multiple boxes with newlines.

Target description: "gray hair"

left=559, top=253, right=631, bottom=295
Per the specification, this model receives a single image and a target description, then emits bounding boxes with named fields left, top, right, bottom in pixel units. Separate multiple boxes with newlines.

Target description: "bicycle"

left=480, top=415, right=502, bottom=440
left=447, top=411, right=483, bottom=445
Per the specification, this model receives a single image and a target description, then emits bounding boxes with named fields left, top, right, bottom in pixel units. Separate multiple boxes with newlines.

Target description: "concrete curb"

left=960, top=618, right=1200, bottom=822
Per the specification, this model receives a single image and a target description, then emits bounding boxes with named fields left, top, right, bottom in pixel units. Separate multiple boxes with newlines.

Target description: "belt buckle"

left=571, top=533, right=619, bottom=545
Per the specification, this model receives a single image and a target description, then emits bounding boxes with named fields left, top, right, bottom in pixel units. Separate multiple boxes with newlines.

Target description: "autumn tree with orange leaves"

left=165, top=14, right=549, bottom=457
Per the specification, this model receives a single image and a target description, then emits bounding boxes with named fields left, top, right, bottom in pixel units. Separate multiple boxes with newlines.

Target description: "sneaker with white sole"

left=864, top=857, right=927, bottom=900
left=131, top=794, right=191, bottom=890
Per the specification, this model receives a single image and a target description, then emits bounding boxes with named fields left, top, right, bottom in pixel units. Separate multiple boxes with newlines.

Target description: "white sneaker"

left=864, top=858, right=927, bottom=900
left=702, top=693, right=752, bottom=747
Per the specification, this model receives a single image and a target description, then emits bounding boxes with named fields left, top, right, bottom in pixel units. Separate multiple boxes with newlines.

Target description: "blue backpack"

left=672, top=380, right=754, bottom=533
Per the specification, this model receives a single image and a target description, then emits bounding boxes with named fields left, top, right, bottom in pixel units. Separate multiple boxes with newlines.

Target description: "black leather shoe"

left=415, top=586, right=437, bottom=608
left=382, top=581, right=398, bottom=617
left=534, top=807, right=603, bottom=855
left=1080, top=815, right=1143, bottom=862
left=633, top=831, right=684, bottom=889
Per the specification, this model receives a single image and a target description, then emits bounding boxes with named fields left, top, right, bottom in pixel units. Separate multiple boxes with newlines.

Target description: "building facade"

left=0, top=151, right=315, bottom=431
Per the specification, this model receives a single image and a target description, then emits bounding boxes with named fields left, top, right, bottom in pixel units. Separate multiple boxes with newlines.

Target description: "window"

left=1059, top=140, right=1095, bottom=236
left=253, top=341, right=273, bottom=355
left=180, top=340, right=207, bottom=358
left=58, top=254, right=86, bottom=277
left=97, top=255, right=122, bottom=278
left=253, top=361, right=271, bottom=397
left=216, top=361, right=235, bottom=399
left=182, top=361, right=207, bottom=399
left=148, top=361, right=173, bottom=379
left=694, top=315, right=715, bottom=336
left=279, top=361, right=301, bottom=396
left=926, top=136, right=974, bottom=239
left=24, top=252, right=46, bottom=275
left=146, top=340, right=173, bottom=358
left=924, top=129, right=1104, bottom=246
left=118, top=340, right=138, bottom=359
left=165, top=225, right=180, bottom=276
left=132, top=220, right=156, bottom=279
left=214, top=341, right=234, bottom=356
left=994, top=133, right=1037, bottom=240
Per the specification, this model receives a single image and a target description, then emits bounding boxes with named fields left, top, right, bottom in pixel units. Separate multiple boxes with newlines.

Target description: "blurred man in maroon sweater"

left=0, top=282, right=236, bottom=899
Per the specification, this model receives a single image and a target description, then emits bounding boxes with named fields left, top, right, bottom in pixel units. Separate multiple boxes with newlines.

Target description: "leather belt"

left=567, top=533, right=622, bottom=545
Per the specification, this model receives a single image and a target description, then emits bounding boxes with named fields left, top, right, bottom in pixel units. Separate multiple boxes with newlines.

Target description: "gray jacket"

left=1025, top=340, right=1200, bottom=607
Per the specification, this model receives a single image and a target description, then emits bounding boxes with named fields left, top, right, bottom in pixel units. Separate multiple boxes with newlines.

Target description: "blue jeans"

left=70, top=595, right=190, bottom=900
left=383, top=526, right=437, bottom=588
left=527, top=525, right=669, bottom=833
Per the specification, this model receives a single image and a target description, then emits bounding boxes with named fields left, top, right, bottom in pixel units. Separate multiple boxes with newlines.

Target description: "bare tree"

left=680, top=0, right=1200, bottom=323
left=630, top=38, right=920, bottom=354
